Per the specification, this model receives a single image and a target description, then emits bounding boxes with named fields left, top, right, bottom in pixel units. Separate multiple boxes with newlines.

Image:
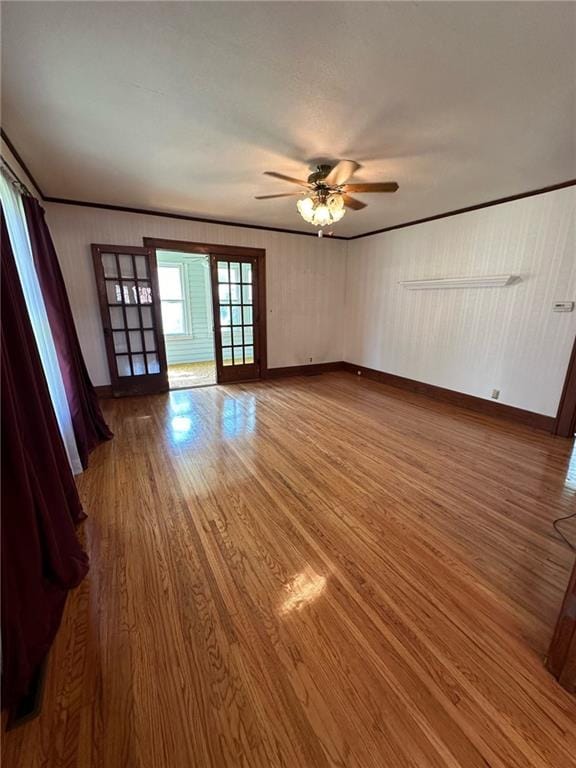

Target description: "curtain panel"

left=1, top=206, right=89, bottom=709
left=23, top=196, right=112, bottom=467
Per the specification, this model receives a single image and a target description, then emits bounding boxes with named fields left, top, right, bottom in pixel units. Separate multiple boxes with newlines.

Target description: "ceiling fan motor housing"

left=307, top=164, right=333, bottom=186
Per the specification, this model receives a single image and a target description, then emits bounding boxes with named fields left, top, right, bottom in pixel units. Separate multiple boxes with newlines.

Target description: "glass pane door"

left=92, top=245, right=168, bottom=395
left=212, top=255, right=260, bottom=383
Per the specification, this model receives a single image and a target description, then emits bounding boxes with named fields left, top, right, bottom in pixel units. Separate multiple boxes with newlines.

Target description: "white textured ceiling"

left=2, top=1, right=575, bottom=236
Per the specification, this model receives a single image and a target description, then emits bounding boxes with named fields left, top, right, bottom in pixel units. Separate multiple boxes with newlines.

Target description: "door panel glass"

left=241, top=262, right=252, bottom=283
left=132, top=354, right=146, bottom=375
left=116, top=355, right=131, bottom=377
left=106, top=280, right=121, bottom=304
left=102, top=253, right=118, bottom=278
left=230, top=283, right=241, bottom=304
left=110, top=306, right=124, bottom=329
left=231, top=306, right=242, bottom=325
left=244, top=346, right=254, bottom=364
left=229, top=262, right=241, bottom=283
left=222, top=347, right=233, bottom=366
left=122, top=281, right=137, bottom=304
left=243, top=326, right=253, bottom=345
left=113, top=331, right=128, bottom=354
left=219, top=284, right=230, bottom=303
left=233, top=346, right=244, bottom=365
left=141, top=306, right=153, bottom=327
left=129, top=330, right=143, bottom=352
left=147, top=353, right=160, bottom=373
left=220, top=306, right=231, bottom=326
left=126, top=307, right=140, bottom=328
left=242, top=284, right=252, bottom=305
left=217, top=262, right=229, bottom=282
left=232, top=326, right=243, bottom=346
left=138, top=283, right=153, bottom=304
left=243, top=306, right=253, bottom=325
left=221, top=327, right=232, bottom=346
left=135, top=255, right=148, bottom=279
left=144, top=330, right=156, bottom=351
left=119, top=254, right=134, bottom=278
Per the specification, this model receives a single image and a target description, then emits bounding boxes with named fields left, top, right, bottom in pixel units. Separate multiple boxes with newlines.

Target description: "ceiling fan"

left=255, top=160, right=398, bottom=233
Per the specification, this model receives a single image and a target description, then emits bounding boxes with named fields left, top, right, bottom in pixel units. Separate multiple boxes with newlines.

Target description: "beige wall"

left=344, top=186, right=576, bottom=416
left=45, top=203, right=347, bottom=385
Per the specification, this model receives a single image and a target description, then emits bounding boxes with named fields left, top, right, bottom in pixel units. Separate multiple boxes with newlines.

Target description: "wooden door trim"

left=546, top=558, right=576, bottom=692
left=554, top=336, right=576, bottom=437
left=144, top=237, right=267, bottom=382
left=143, top=237, right=265, bottom=259
left=91, top=244, right=169, bottom=396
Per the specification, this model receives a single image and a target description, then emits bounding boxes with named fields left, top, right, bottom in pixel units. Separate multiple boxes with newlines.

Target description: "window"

left=158, top=264, right=186, bottom=334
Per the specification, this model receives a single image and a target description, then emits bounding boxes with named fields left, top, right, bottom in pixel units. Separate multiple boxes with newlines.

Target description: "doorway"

left=145, top=238, right=267, bottom=386
left=157, top=250, right=216, bottom=390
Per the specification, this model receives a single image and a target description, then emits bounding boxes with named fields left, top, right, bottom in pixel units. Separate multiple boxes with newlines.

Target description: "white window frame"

left=159, top=263, right=191, bottom=337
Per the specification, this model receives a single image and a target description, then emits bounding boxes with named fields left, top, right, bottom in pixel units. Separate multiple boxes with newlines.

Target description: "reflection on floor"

left=168, top=361, right=216, bottom=389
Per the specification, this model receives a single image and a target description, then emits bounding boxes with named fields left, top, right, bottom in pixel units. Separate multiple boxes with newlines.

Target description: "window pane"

left=221, top=327, right=232, bottom=346
left=158, top=265, right=183, bottom=300
left=232, top=326, right=243, bottom=346
left=218, top=262, right=229, bottom=283
left=220, top=306, right=231, bottom=326
left=242, top=284, right=252, bottom=305
left=161, top=301, right=185, bottom=334
left=243, top=306, right=253, bottom=325
left=241, top=262, right=252, bottom=283
left=231, top=306, right=242, bottom=325
left=244, top=345, right=254, bottom=364
left=229, top=262, right=241, bottom=283
left=243, top=326, right=253, bottom=345
left=233, top=346, right=244, bottom=365
left=230, top=283, right=241, bottom=304
left=222, top=347, right=233, bottom=366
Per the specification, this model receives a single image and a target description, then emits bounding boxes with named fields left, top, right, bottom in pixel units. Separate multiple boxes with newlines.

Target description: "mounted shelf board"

left=399, top=274, right=519, bottom=290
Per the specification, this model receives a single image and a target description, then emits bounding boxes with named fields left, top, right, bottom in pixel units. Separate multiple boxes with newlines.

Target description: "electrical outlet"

left=308, top=357, right=313, bottom=363
left=491, top=389, right=500, bottom=400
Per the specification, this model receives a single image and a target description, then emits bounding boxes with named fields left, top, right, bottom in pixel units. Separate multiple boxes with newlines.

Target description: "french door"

left=210, top=253, right=262, bottom=383
left=92, top=244, right=168, bottom=396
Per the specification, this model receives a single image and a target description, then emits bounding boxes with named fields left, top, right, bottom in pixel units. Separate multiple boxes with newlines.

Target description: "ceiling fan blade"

left=264, top=171, right=309, bottom=187
left=324, top=160, right=361, bottom=186
left=254, top=193, right=301, bottom=199
left=344, top=182, right=399, bottom=193
left=343, top=194, right=367, bottom=210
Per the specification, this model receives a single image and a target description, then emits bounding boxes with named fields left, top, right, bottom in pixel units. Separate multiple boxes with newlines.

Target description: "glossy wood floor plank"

left=3, top=372, right=576, bottom=767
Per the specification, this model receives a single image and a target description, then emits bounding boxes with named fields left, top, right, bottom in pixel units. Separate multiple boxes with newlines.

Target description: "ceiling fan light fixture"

left=296, top=193, right=346, bottom=228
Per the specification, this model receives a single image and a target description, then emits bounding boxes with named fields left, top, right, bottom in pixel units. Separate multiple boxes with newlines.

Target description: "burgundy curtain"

left=1, top=207, right=89, bottom=709
left=22, top=196, right=112, bottom=468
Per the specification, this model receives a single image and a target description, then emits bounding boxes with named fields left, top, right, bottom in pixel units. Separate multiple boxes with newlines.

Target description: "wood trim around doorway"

left=554, top=336, right=576, bottom=437
left=143, top=237, right=267, bottom=380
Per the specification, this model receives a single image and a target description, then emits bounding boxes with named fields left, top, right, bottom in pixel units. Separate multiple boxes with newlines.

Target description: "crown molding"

left=2, top=129, right=574, bottom=241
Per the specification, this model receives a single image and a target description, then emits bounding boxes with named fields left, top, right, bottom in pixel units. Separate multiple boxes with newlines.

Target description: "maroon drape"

left=1, top=207, right=89, bottom=709
left=22, top=196, right=112, bottom=468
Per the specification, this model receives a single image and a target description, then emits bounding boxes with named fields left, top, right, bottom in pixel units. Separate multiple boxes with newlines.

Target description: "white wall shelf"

left=399, top=274, right=519, bottom=290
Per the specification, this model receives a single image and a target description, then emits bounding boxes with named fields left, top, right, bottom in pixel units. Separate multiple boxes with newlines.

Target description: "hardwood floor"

left=3, top=372, right=576, bottom=767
